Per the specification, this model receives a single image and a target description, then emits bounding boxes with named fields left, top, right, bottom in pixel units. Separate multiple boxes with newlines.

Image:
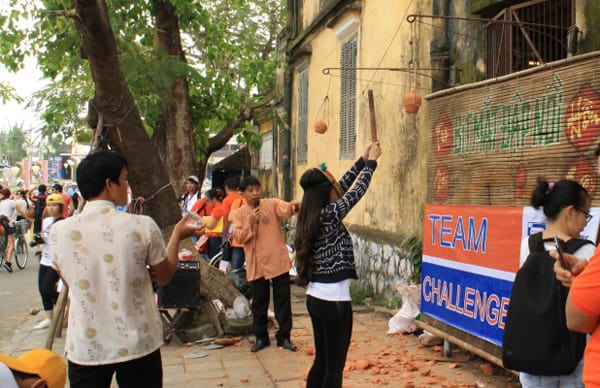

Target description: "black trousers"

left=38, top=264, right=59, bottom=311
left=250, top=272, right=292, bottom=343
left=306, top=295, right=353, bottom=388
left=68, top=349, right=162, bottom=388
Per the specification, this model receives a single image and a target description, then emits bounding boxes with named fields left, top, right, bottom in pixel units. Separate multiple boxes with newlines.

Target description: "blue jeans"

left=519, top=359, right=584, bottom=388
left=231, top=247, right=245, bottom=270
left=208, top=236, right=222, bottom=260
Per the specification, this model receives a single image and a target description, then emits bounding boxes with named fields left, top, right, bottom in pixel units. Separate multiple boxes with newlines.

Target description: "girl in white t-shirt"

left=0, top=188, right=17, bottom=273
left=33, top=194, right=64, bottom=330
left=517, top=178, right=593, bottom=388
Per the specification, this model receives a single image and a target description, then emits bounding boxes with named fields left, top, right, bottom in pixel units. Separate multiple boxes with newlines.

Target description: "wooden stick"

left=45, top=285, right=69, bottom=350
left=367, top=89, right=378, bottom=142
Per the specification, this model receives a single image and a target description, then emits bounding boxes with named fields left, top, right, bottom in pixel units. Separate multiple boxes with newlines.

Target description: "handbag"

left=195, top=234, right=209, bottom=254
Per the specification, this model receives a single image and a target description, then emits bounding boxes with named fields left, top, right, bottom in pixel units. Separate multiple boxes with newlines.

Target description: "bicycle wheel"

left=209, top=250, right=223, bottom=268
left=14, top=237, right=28, bottom=269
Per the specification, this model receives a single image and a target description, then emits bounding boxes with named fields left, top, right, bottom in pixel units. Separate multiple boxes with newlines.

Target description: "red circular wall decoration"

left=564, top=84, right=600, bottom=152
left=433, top=164, right=450, bottom=203
left=566, top=158, right=597, bottom=197
left=433, top=113, right=453, bottom=160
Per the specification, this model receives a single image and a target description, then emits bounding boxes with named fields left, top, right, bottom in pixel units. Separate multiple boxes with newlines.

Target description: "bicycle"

left=14, top=220, right=29, bottom=269
left=0, top=219, right=28, bottom=270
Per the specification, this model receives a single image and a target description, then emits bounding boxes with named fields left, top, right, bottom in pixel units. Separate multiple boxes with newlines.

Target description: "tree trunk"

left=151, top=0, right=200, bottom=195
left=72, top=0, right=240, bottom=334
left=75, top=0, right=179, bottom=227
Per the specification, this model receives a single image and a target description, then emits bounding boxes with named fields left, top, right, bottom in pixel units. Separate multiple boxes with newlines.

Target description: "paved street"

left=0, top=248, right=40, bottom=350
left=2, top=281, right=519, bottom=387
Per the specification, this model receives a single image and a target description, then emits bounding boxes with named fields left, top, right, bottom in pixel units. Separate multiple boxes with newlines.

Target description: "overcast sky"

left=0, top=1, right=44, bottom=135
left=0, top=56, right=45, bottom=134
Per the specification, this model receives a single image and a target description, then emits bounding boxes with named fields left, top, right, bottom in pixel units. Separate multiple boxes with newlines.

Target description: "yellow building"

left=273, top=0, right=433, bottom=297
left=270, top=0, right=600, bottom=301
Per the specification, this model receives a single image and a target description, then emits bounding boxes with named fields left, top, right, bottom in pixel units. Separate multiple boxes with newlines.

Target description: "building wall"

left=286, top=0, right=435, bottom=298
left=428, top=52, right=600, bottom=206
left=282, top=0, right=600, bottom=300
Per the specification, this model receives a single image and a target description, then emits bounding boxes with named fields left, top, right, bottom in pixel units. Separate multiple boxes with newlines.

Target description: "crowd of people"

left=0, top=140, right=381, bottom=387
left=8, top=137, right=600, bottom=388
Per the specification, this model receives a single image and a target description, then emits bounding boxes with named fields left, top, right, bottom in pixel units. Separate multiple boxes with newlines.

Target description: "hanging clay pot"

left=403, top=90, right=422, bottom=114
left=314, top=119, right=328, bottom=134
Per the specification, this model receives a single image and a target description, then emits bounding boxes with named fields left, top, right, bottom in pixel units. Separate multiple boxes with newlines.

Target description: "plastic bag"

left=387, top=284, right=421, bottom=334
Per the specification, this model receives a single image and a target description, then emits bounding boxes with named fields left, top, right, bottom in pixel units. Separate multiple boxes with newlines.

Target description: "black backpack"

left=502, top=232, right=590, bottom=375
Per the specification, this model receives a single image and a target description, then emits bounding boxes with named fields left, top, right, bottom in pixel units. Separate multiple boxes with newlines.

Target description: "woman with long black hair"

left=294, top=141, right=381, bottom=388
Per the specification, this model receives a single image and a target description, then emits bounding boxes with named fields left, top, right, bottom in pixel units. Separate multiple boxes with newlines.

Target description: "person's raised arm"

left=151, top=216, right=205, bottom=286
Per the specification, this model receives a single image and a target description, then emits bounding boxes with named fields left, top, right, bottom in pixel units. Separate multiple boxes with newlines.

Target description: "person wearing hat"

left=0, top=348, right=66, bottom=388
left=180, top=175, right=200, bottom=216
left=33, top=193, right=65, bottom=330
left=50, top=183, right=73, bottom=218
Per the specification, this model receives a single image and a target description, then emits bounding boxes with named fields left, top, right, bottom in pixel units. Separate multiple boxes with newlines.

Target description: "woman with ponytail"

left=515, top=178, right=593, bottom=388
left=294, top=141, right=381, bottom=388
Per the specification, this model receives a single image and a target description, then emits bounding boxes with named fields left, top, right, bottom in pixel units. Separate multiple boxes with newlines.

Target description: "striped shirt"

left=310, top=158, right=377, bottom=283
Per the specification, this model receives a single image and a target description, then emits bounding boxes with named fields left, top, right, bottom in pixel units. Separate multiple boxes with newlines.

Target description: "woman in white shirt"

left=517, top=178, right=593, bottom=388
left=33, top=194, right=64, bottom=330
left=0, top=188, right=18, bottom=273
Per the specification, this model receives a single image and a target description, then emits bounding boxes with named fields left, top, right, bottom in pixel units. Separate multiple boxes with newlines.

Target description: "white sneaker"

left=33, top=318, right=52, bottom=330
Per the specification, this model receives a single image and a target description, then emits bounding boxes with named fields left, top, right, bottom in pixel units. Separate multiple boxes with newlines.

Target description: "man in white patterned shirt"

left=50, top=150, right=203, bottom=388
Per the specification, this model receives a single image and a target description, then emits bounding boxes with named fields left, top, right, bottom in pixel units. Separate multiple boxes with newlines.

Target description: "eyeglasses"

left=577, top=208, right=593, bottom=224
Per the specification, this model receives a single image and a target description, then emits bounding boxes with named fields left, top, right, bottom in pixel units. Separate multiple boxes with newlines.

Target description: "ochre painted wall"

left=290, top=0, right=435, bottom=240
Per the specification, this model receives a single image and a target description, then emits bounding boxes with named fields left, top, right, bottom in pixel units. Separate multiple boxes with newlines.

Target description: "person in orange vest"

left=222, top=178, right=246, bottom=270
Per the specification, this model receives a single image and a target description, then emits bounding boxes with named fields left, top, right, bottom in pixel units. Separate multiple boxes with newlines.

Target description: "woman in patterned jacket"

left=294, top=141, right=381, bottom=388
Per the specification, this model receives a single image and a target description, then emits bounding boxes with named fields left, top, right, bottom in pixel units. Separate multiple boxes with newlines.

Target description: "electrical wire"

left=361, top=0, right=415, bottom=94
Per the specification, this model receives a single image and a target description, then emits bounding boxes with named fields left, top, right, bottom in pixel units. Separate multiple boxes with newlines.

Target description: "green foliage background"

left=0, top=0, right=285, bottom=159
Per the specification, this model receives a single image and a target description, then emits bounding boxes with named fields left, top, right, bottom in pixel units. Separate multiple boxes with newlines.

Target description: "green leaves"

left=0, top=0, right=285, bottom=159
left=0, top=124, right=27, bottom=165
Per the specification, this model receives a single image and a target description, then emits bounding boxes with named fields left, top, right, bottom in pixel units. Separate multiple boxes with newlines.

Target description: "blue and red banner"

left=422, top=204, right=599, bottom=346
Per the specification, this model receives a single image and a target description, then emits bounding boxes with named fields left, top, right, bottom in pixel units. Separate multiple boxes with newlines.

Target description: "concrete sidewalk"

left=2, top=285, right=313, bottom=387
left=1, top=285, right=518, bottom=387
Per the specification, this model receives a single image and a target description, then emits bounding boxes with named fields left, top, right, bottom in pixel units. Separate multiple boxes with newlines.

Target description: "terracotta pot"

left=314, top=119, right=328, bottom=134
left=403, top=90, right=422, bottom=114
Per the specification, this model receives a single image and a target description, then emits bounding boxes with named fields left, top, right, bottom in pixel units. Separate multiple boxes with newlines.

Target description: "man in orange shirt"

left=230, top=176, right=300, bottom=353
left=222, top=178, right=246, bottom=269
left=222, top=178, right=245, bottom=229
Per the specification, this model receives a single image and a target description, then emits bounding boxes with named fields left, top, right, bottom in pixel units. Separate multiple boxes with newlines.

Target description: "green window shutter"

left=339, top=34, right=357, bottom=160
left=297, top=69, right=309, bottom=165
